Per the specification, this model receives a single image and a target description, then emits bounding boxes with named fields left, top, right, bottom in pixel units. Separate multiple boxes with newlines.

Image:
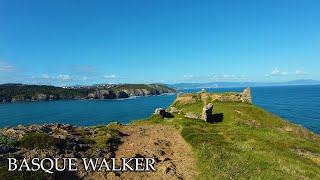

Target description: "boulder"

left=154, top=108, right=174, bottom=118
left=201, top=103, right=213, bottom=122
left=37, top=126, right=52, bottom=133
left=154, top=108, right=164, bottom=115
left=169, top=107, right=182, bottom=114
left=185, top=112, right=199, bottom=119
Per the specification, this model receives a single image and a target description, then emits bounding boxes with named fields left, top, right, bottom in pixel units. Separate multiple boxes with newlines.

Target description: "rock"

left=108, top=122, right=123, bottom=126
left=34, top=93, right=48, bottom=101
left=37, top=126, right=52, bottom=133
left=240, top=88, right=252, bottom=103
left=169, top=107, right=182, bottom=114
left=52, top=134, right=67, bottom=140
left=87, top=93, right=96, bottom=99
left=155, top=108, right=164, bottom=114
left=3, top=128, right=26, bottom=138
left=154, top=108, right=174, bottom=118
left=116, top=91, right=129, bottom=98
left=185, top=112, right=199, bottom=119
left=17, top=125, right=27, bottom=130
left=48, top=94, right=57, bottom=100
left=201, top=89, right=206, bottom=93
left=201, top=103, right=213, bottom=122
left=0, top=144, right=11, bottom=154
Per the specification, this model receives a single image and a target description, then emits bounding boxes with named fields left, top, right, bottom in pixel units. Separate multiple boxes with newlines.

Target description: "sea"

left=0, top=85, right=319, bottom=134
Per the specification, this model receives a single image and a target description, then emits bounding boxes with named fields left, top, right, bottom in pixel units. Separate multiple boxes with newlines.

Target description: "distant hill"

left=167, top=79, right=320, bottom=90
left=0, top=84, right=176, bottom=103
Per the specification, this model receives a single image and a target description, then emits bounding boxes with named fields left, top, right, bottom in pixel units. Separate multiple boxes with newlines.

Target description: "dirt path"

left=105, top=125, right=197, bottom=180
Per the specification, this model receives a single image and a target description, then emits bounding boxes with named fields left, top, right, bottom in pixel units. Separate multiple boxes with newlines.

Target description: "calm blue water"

left=0, top=95, right=176, bottom=127
left=0, top=85, right=319, bottom=134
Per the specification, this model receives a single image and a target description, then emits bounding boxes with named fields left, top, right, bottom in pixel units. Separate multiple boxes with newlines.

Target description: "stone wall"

left=176, top=88, right=252, bottom=104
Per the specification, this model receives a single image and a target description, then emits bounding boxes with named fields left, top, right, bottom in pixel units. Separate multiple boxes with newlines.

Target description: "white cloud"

left=57, top=74, right=71, bottom=81
left=103, top=74, right=117, bottom=79
left=265, top=69, right=306, bottom=77
left=152, top=80, right=166, bottom=83
left=294, top=70, right=306, bottom=75
left=80, top=76, right=89, bottom=81
left=182, top=74, right=248, bottom=82
left=39, top=74, right=50, bottom=79
left=270, top=69, right=288, bottom=76
left=0, top=61, right=14, bottom=72
left=183, top=75, right=194, bottom=78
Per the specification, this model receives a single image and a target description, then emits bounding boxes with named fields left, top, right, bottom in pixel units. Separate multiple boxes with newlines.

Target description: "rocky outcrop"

left=85, top=87, right=176, bottom=100
left=0, top=123, right=125, bottom=179
left=185, top=112, right=199, bottom=119
left=169, top=107, right=182, bottom=114
left=201, top=103, right=213, bottom=122
left=154, top=108, right=174, bottom=118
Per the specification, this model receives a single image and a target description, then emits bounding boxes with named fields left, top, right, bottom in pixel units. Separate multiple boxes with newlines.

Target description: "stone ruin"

left=240, top=88, right=252, bottom=103
left=154, top=88, right=252, bottom=123
left=201, top=103, right=213, bottom=122
left=176, top=87, right=252, bottom=104
left=210, top=87, right=252, bottom=103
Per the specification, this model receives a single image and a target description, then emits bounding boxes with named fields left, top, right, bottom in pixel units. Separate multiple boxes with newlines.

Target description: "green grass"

left=78, top=137, right=95, bottom=144
left=19, top=132, right=67, bottom=150
left=89, top=124, right=122, bottom=150
left=130, top=95, right=320, bottom=179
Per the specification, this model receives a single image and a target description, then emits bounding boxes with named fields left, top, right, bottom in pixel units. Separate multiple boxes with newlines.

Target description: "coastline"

left=1, top=89, right=320, bottom=179
left=0, top=92, right=177, bottom=104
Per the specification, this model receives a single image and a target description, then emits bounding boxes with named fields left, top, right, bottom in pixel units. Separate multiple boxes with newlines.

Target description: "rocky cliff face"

left=86, top=84, right=176, bottom=100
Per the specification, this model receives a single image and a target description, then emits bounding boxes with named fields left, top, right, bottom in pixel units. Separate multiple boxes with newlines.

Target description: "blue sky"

left=0, top=0, right=320, bottom=86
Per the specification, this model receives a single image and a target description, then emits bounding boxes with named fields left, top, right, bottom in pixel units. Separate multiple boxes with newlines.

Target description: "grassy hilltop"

left=131, top=89, right=320, bottom=179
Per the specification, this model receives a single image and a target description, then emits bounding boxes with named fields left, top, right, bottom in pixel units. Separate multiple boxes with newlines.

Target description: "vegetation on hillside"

left=0, top=85, right=92, bottom=102
left=0, top=84, right=175, bottom=102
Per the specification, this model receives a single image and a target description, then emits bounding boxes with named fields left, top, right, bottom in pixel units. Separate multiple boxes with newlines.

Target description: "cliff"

left=87, top=84, right=176, bottom=100
left=0, top=84, right=176, bottom=103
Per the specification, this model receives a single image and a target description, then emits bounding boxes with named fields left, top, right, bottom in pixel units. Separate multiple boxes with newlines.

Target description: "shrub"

left=78, top=138, right=95, bottom=144
left=20, top=133, right=66, bottom=149
left=0, top=136, right=19, bottom=147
